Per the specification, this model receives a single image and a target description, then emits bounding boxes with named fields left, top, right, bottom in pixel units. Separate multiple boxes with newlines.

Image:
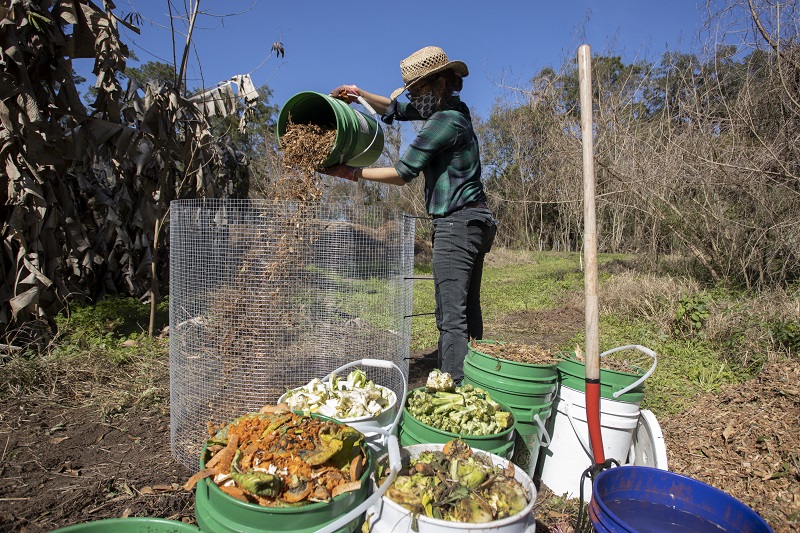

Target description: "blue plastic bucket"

left=589, top=466, right=773, bottom=533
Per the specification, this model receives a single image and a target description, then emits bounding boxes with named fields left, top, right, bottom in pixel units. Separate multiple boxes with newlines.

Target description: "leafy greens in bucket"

left=375, top=439, right=530, bottom=525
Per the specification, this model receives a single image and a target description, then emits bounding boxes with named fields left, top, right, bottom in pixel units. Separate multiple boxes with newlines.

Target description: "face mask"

left=408, top=92, right=437, bottom=118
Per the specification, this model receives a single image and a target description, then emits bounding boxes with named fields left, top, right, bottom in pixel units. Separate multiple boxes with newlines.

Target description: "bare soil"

left=1, top=304, right=796, bottom=532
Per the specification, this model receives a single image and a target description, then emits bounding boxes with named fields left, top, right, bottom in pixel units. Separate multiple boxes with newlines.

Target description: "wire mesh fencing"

left=169, top=199, right=415, bottom=469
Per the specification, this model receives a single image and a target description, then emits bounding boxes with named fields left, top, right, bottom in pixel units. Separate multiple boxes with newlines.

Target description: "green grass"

left=410, top=250, right=773, bottom=419
left=564, top=314, right=752, bottom=417
left=12, top=249, right=781, bottom=424
left=53, top=295, right=169, bottom=364
left=410, top=251, right=623, bottom=352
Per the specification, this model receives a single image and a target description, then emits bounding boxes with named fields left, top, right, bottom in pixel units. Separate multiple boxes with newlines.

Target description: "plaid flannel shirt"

left=383, top=97, right=487, bottom=217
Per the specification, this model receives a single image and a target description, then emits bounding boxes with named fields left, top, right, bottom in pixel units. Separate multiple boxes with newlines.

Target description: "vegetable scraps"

left=184, top=410, right=368, bottom=506
left=375, top=438, right=530, bottom=526
left=406, top=370, right=512, bottom=436
left=282, top=369, right=395, bottom=421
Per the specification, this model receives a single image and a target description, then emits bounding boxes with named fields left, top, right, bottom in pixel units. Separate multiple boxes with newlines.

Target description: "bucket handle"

left=341, top=95, right=383, bottom=165
left=533, top=412, right=552, bottom=448
left=563, top=400, right=593, bottom=459
left=316, top=434, right=402, bottom=533
left=600, top=345, right=657, bottom=399
left=321, top=358, right=407, bottom=437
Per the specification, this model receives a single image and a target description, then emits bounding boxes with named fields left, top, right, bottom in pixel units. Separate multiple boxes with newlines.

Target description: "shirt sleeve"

left=394, top=111, right=459, bottom=182
left=381, top=100, right=424, bottom=124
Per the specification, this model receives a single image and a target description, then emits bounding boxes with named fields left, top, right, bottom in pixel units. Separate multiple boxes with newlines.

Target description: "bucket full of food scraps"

left=50, top=517, right=200, bottom=532
left=399, top=371, right=516, bottom=459
left=278, top=359, right=406, bottom=456
left=187, top=410, right=403, bottom=533
left=463, top=340, right=558, bottom=477
left=277, top=91, right=384, bottom=168
left=363, top=440, right=537, bottom=533
left=589, top=465, right=774, bottom=533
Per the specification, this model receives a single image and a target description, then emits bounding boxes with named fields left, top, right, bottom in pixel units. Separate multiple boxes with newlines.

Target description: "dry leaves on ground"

left=661, top=359, right=800, bottom=532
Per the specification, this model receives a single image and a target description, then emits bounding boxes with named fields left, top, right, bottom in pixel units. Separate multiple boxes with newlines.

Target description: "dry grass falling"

left=274, top=121, right=336, bottom=202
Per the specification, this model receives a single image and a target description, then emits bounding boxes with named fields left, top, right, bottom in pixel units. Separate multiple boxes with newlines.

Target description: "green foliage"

left=124, top=60, right=177, bottom=87
left=54, top=296, right=168, bottom=363
left=410, top=252, right=586, bottom=352
left=674, top=293, right=710, bottom=334
left=770, top=318, right=800, bottom=354
left=566, top=314, right=748, bottom=416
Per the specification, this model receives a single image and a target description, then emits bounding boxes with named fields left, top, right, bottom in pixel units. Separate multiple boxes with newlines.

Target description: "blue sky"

left=78, top=1, right=716, bottom=119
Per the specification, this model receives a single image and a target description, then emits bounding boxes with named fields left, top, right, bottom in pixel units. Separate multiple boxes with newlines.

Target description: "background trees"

left=479, top=0, right=799, bottom=288
left=1, top=1, right=266, bottom=341
left=2, top=0, right=798, bottom=343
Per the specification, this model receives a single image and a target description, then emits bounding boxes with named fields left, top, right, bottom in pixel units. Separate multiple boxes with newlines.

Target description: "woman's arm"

left=356, top=166, right=407, bottom=186
left=330, top=85, right=391, bottom=116
left=353, top=89, right=391, bottom=116
left=320, top=164, right=407, bottom=186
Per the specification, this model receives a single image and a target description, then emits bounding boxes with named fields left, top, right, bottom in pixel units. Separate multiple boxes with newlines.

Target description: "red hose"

left=585, top=380, right=605, bottom=464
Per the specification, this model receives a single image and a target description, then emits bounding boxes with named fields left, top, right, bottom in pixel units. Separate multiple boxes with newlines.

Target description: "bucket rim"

left=592, top=465, right=774, bottom=532
left=468, top=339, right=560, bottom=369
left=278, top=385, right=397, bottom=424
left=557, top=353, right=648, bottom=378
left=50, top=517, right=201, bottom=532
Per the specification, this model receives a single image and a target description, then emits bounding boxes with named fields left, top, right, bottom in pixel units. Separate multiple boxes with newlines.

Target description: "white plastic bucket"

left=539, top=385, right=641, bottom=500
left=364, top=443, right=537, bottom=533
left=278, top=358, right=406, bottom=456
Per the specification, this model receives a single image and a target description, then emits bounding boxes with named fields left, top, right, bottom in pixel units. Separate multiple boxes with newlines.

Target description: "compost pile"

left=185, top=410, right=368, bottom=506
left=281, top=369, right=395, bottom=421
left=375, top=438, right=529, bottom=524
left=179, top=120, right=339, bottom=437
left=406, top=371, right=512, bottom=436
left=469, top=340, right=558, bottom=365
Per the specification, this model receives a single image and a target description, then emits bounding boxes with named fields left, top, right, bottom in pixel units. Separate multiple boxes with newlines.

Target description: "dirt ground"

left=1, top=302, right=796, bottom=532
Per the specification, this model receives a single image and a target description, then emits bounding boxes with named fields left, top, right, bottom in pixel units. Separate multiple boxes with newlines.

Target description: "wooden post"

left=578, top=44, right=605, bottom=464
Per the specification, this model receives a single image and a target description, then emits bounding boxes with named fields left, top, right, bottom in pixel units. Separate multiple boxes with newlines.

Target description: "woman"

left=323, top=46, right=497, bottom=382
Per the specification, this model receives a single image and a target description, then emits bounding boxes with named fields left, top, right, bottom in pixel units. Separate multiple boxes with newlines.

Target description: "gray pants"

left=432, top=207, right=497, bottom=381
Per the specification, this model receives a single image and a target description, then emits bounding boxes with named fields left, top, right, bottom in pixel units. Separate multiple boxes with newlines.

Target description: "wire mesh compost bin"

left=169, top=199, right=415, bottom=469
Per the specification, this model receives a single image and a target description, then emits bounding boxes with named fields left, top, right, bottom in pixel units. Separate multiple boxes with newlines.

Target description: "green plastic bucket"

left=463, top=360, right=557, bottom=415
left=467, top=340, right=560, bottom=381
left=50, top=518, right=200, bottom=532
left=398, top=387, right=517, bottom=459
left=277, top=91, right=384, bottom=168
left=556, top=345, right=657, bottom=404
left=510, top=401, right=553, bottom=479
left=463, top=341, right=558, bottom=477
left=194, top=427, right=373, bottom=533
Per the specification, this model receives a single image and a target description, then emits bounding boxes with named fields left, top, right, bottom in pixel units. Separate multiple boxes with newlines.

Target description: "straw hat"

left=390, top=46, right=469, bottom=101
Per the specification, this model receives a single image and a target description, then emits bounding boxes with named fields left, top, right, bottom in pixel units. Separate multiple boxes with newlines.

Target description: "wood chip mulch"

left=469, top=340, right=559, bottom=365
left=660, top=358, right=800, bottom=532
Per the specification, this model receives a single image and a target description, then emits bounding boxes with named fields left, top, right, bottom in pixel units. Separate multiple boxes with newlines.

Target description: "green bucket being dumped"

left=277, top=91, right=384, bottom=168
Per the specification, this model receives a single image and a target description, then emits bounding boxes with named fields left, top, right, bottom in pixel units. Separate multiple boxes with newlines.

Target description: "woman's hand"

left=330, top=85, right=360, bottom=104
left=320, top=164, right=358, bottom=181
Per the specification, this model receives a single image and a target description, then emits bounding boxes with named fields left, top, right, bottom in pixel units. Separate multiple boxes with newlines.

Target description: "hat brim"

left=390, top=60, right=468, bottom=101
